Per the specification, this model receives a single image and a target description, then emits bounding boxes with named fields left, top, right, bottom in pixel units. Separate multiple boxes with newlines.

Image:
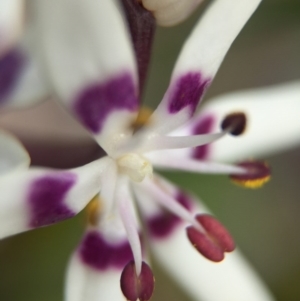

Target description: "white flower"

left=1, top=0, right=300, bottom=300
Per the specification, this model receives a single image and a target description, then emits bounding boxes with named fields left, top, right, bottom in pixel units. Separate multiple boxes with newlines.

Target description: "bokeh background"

left=0, top=0, right=300, bottom=300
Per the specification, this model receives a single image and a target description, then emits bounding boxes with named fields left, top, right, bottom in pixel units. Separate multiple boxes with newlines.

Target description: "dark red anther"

left=230, top=160, right=271, bottom=189
left=221, top=112, right=246, bottom=136
left=120, top=261, right=155, bottom=301
left=186, top=214, right=235, bottom=262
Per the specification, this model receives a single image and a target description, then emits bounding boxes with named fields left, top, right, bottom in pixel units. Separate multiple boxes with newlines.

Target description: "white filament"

left=141, top=178, right=204, bottom=232
left=151, top=156, right=247, bottom=175
left=100, top=159, right=118, bottom=219
left=138, top=132, right=226, bottom=153
left=117, top=177, right=143, bottom=275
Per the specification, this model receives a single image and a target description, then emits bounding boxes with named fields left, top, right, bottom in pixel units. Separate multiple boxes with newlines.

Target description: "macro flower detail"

left=0, top=0, right=24, bottom=58
left=2, top=0, right=300, bottom=301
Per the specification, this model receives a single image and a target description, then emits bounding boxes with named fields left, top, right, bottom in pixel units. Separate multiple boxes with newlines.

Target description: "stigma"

left=117, top=153, right=153, bottom=182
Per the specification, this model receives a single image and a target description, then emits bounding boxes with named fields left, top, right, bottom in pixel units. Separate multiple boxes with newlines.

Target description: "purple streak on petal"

left=121, top=0, right=156, bottom=94
left=168, top=72, right=211, bottom=115
left=192, top=114, right=215, bottom=160
left=74, top=72, right=139, bottom=133
left=0, top=48, right=25, bottom=104
left=80, top=231, right=134, bottom=270
left=147, top=190, right=193, bottom=239
left=28, top=173, right=77, bottom=228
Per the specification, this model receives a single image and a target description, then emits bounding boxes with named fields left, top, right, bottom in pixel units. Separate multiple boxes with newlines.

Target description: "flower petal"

left=0, top=23, right=50, bottom=109
left=142, top=0, right=204, bottom=26
left=135, top=177, right=275, bottom=301
left=152, top=229, right=275, bottom=301
left=148, top=0, right=262, bottom=134
left=0, top=130, right=30, bottom=175
left=35, top=0, right=139, bottom=153
left=0, top=157, right=109, bottom=239
left=0, top=0, right=24, bottom=57
left=66, top=227, right=134, bottom=301
left=66, top=249, right=127, bottom=301
left=181, top=81, right=300, bottom=161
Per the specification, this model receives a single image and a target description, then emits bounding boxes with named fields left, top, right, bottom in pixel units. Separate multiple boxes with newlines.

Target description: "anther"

left=230, top=160, right=271, bottom=189
left=120, top=261, right=155, bottom=301
left=186, top=214, right=235, bottom=262
left=221, top=112, right=246, bottom=136
left=131, top=106, right=153, bottom=131
left=86, top=196, right=102, bottom=226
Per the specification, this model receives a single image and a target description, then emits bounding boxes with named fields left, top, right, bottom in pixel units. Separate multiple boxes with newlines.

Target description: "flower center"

left=117, top=153, right=153, bottom=182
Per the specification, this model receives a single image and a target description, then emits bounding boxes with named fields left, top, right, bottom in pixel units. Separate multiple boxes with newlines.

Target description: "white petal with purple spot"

left=0, top=22, right=49, bottom=109
left=0, top=158, right=108, bottom=239
left=198, top=81, right=300, bottom=161
left=147, top=0, right=262, bottom=134
left=66, top=225, right=135, bottom=301
left=66, top=253, right=127, bottom=301
left=35, top=0, right=139, bottom=153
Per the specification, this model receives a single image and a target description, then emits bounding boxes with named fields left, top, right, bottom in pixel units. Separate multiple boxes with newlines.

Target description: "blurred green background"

left=1, top=0, right=300, bottom=300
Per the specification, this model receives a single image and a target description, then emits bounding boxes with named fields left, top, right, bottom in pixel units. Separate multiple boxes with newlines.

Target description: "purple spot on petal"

left=28, top=173, right=77, bottom=228
left=192, top=115, right=215, bottom=160
left=0, top=48, right=26, bottom=104
left=80, top=231, right=134, bottom=270
left=74, top=72, right=139, bottom=133
left=168, top=73, right=211, bottom=115
left=177, top=191, right=193, bottom=211
left=147, top=191, right=192, bottom=239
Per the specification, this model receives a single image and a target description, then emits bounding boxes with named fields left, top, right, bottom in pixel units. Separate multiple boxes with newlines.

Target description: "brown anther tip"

left=120, top=261, right=155, bottom=301
left=186, top=214, right=235, bottom=262
left=221, top=112, right=246, bottom=136
left=230, top=160, right=271, bottom=189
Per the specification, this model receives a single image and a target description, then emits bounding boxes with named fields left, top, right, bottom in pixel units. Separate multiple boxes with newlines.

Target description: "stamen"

left=230, top=160, right=271, bottom=189
left=150, top=156, right=247, bottom=175
left=100, top=160, right=118, bottom=218
left=86, top=195, right=102, bottom=226
left=142, top=179, right=202, bottom=231
left=117, top=177, right=143, bottom=275
left=120, top=261, right=155, bottom=301
left=221, top=112, right=247, bottom=136
left=135, top=132, right=226, bottom=153
left=187, top=214, right=235, bottom=262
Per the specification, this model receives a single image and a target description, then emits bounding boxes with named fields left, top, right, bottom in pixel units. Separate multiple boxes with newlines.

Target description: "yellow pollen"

left=86, top=196, right=102, bottom=226
left=131, top=106, right=153, bottom=131
left=231, top=175, right=271, bottom=189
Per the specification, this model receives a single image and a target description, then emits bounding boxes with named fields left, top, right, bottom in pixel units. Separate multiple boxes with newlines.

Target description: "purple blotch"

left=147, top=191, right=193, bottom=239
left=192, top=114, right=215, bottom=160
left=28, top=173, right=77, bottom=228
left=0, top=48, right=26, bottom=104
left=168, top=73, right=211, bottom=115
left=74, top=72, right=139, bottom=133
left=80, top=231, right=134, bottom=270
